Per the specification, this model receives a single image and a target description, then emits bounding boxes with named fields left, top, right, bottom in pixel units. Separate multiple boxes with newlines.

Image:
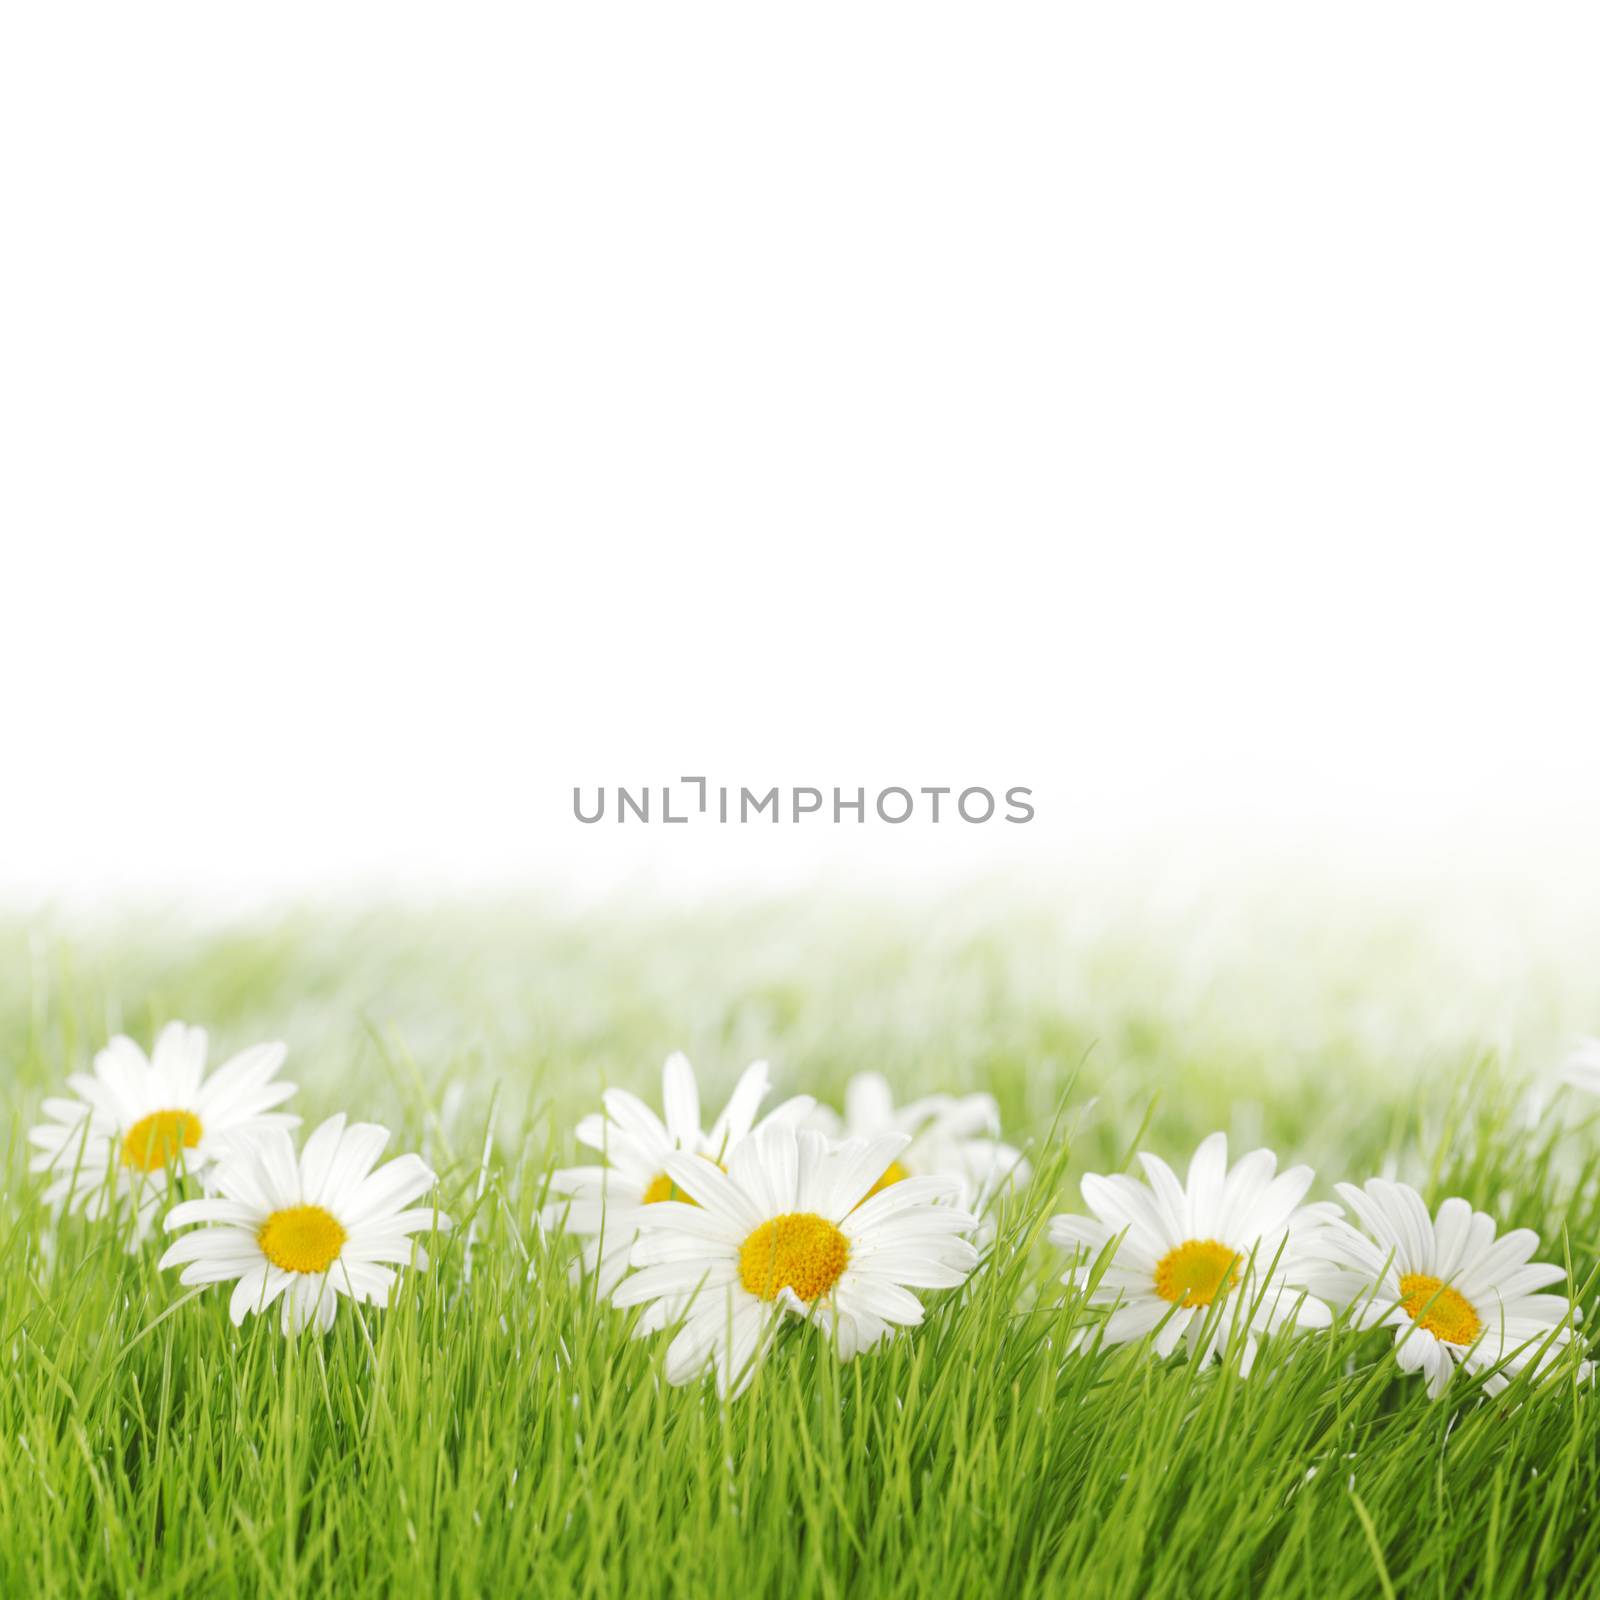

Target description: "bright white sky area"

left=2, top=4, right=1596, bottom=912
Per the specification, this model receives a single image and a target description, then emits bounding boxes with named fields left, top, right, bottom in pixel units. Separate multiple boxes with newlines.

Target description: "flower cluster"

left=27, top=1025, right=1595, bottom=1406
left=540, top=1057, right=1023, bottom=1396
left=27, top=1023, right=449, bottom=1334
left=547, top=1056, right=1591, bottom=1402
left=1051, top=1134, right=1590, bottom=1398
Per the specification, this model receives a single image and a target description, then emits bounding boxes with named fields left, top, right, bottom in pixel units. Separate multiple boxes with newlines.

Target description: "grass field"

left=3, top=888, right=1600, bottom=1598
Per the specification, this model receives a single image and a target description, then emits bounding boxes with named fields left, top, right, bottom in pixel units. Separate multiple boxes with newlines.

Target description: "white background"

left=2, top=4, right=1596, bottom=908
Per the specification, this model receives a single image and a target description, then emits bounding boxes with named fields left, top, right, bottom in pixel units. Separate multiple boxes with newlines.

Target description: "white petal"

left=1371, top=1180, right=1435, bottom=1274
left=850, top=1251, right=972, bottom=1289
left=165, top=1197, right=264, bottom=1231
left=297, top=1114, right=350, bottom=1206
left=229, top=1265, right=272, bottom=1324
left=704, top=1059, right=770, bottom=1153
left=834, top=1275, right=924, bottom=1326
left=825, top=1134, right=913, bottom=1219
left=663, top=1304, right=725, bottom=1384
left=1184, top=1133, right=1229, bottom=1235
left=1215, top=1148, right=1278, bottom=1240
left=613, top=1259, right=736, bottom=1306
left=1234, top=1165, right=1313, bottom=1242
left=341, top=1154, right=438, bottom=1227
left=213, top=1154, right=277, bottom=1213
left=1080, top=1173, right=1173, bottom=1256
left=254, top=1129, right=305, bottom=1210
left=1334, top=1182, right=1405, bottom=1265
left=1136, top=1153, right=1190, bottom=1237
left=730, top=1122, right=796, bottom=1215
left=753, top=1094, right=817, bottom=1133
left=1424, top=1342, right=1456, bottom=1399
left=842, top=1177, right=970, bottom=1235
left=197, top=1041, right=289, bottom=1110
left=661, top=1151, right=764, bottom=1230
left=660, top=1052, right=702, bottom=1148
left=159, top=1227, right=260, bottom=1269
left=1394, top=1324, right=1433, bottom=1374
left=843, top=1074, right=897, bottom=1136
left=179, top=1256, right=260, bottom=1285
left=1430, top=1197, right=1475, bottom=1280
left=151, top=1022, right=208, bottom=1103
left=1152, top=1305, right=1194, bottom=1357
left=1457, top=1229, right=1542, bottom=1299
left=599, top=1088, right=670, bottom=1150
left=318, top=1124, right=393, bottom=1213
left=630, top=1203, right=743, bottom=1254
left=1101, top=1298, right=1168, bottom=1345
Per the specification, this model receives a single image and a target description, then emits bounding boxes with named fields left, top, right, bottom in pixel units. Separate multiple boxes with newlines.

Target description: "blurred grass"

left=2, top=887, right=1600, bottom=1597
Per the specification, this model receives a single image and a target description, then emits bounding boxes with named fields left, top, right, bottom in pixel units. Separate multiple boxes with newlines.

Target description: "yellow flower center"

left=738, top=1212, right=850, bottom=1303
left=1399, top=1273, right=1482, bottom=1345
left=120, top=1109, right=203, bottom=1172
left=1154, top=1238, right=1241, bottom=1308
left=258, top=1206, right=348, bottom=1274
left=864, top=1159, right=910, bottom=1200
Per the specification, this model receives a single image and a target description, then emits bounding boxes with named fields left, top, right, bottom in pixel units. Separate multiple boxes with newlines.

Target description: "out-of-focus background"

left=4, top=880, right=1597, bottom=1186
left=1, top=3, right=1597, bottom=925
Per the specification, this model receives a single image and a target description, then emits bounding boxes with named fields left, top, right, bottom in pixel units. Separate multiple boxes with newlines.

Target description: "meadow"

left=3, top=884, right=1599, bottom=1598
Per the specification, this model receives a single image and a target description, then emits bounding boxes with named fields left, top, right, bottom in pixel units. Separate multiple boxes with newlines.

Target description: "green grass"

left=3, top=891, right=1600, bottom=1598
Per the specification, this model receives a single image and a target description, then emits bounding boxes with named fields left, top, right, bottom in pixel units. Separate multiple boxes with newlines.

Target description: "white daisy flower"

left=615, top=1121, right=979, bottom=1397
left=157, top=1114, right=450, bottom=1335
left=540, top=1052, right=813, bottom=1297
left=1048, top=1131, right=1335, bottom=1375
left=27, top=1021, right=298, bottom=1243
left=1309, top=1178, right=1590, bottom=1399
left=809, top=1072, right=1031, bottom=1222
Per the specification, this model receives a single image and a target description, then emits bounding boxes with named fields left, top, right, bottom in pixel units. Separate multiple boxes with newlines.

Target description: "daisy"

left=1308, top=1178, right=1590, bottom=1399
left=615, top=1121, right=979, bottom=1397
left=809, top=1072, right=1031, bottom=1221
left=158, top=1113, right=450, bottom=1335
left=1048, top=1131, right=1336, bottom=1374
left=27, top=1021, right=298, bottom=1242
left=540, top=1052, right=814, bottom=1297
